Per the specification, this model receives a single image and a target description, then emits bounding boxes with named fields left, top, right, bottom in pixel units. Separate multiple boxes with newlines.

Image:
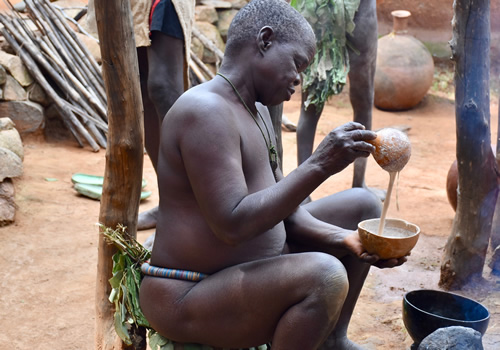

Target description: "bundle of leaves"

left=101, top=224, right=171, bottom=350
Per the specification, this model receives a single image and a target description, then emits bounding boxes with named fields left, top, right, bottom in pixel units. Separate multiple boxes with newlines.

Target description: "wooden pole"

left=439, top=0, right=498, bottom=289
left=94, top=0, right=145, bottom=349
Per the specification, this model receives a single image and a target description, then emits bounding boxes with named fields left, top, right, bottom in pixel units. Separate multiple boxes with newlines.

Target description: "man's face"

left=256, top=39, right=315, bottom=106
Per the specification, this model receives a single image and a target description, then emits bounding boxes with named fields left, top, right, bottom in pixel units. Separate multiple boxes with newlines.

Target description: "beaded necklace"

left=217, top=72, right=278, bottom=173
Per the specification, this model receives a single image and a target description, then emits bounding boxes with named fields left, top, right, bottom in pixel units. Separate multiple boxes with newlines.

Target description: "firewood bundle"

left=0, top=0, right=107, bottom=151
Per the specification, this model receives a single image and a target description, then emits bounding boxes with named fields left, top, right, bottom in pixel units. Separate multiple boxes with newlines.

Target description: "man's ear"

left=257, top=26, right=275, bottom=55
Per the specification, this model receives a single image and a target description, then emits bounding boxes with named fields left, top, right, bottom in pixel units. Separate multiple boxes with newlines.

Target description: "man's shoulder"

left=174, top=83, right=228, bottom=115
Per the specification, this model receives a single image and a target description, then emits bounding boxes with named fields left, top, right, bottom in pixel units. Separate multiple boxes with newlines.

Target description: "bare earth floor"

left=1, top=86, right=499, bottom=349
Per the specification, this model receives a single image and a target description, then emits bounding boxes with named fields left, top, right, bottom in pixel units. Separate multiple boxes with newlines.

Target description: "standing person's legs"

left=296, top=94, right=324, bottom=166
left=138, top=1, right=186, bottom=230
left=145, top=31, right=185, bottom=169
left=348, top=0, right=378, bottom=189
left=138, top=46, right=162, bottom=231
left=303, top=187, right=381, bottom=349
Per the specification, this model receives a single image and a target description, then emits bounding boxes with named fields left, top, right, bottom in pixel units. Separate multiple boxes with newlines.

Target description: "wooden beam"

left=94, top=0, right=145, bottom=349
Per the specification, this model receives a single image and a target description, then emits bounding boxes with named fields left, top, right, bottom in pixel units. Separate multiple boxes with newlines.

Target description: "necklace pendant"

left=270, top=160, right=278, bottom=172
left=269, top=147, right=278, bottom=172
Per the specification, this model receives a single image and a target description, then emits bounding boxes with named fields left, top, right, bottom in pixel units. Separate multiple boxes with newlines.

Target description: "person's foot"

left=366, top=186, right=386, bottom=202
left=318, top=336, right=366, bottom=350
left=354, top=181, right=387, bottom=202
left=142, top=232, right=156, bottom=251
left=138, top=206, right=158, bottom=230
left=281, top=114, right=297, bottom=132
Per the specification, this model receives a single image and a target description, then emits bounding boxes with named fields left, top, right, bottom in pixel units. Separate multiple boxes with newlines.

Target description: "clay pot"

left=358, top=218, right=420, bottom=259
left=446, top=159, right=458, bottom=211
left=374, top=10, right=435, bottom=111
left=446, top=144, right=497, bottom=212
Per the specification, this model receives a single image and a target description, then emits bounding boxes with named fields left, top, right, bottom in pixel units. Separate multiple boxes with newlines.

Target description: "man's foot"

left=281, top=114, right=297, bottom=132
left=138, top=206, right=158, bottom=230
left=142, top=232, right=156, bottom=251
left=318, top=336, right=366, bottom=350
left=367, top=186, right=386, bottom=202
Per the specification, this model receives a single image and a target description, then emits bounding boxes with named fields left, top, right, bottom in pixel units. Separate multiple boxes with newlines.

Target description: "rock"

left=195, top=21, right=225, bottom=64
left=2, top=75, right=28, bottom=101
left=13, top=1, right=26, bottom=12
left=0, top=50, right=33, bottom=87
left=216, top=9, right=238, bottom=41
left=227, top=0, right=249, bottom=9
left=0, top=100, right=44, bottom=134
left=0, top=36, right=15, bottom=55
left=191, top=37, right=205, bottom=62
left=418, top=326, right=484, bottom=350
left=0, top=117, right=15, bottom=130
left=76, top=32, right=101, bottom=64
left=0, top=178, right=16, bottom=227
left=0, top=117, right=24, bottom=160
left=27, top=82, right=49, bottom=107
left=0, top=65, right=7, bottom=85
left=51, top=0, right=87, bottom=18
left=43, top=103, right=73, bottom=142
left=200, top=0, right=232, bottom=9
left=195, top=5, right=219, bottom=24
left=0, top=147, right=23, bottom=182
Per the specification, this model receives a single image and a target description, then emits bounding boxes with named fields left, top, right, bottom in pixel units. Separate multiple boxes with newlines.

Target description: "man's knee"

left=303, top=253, right=349, bottom=300
left=147, top=74, right=183, bottom=109
left=351, top=187, right=382, bottom=220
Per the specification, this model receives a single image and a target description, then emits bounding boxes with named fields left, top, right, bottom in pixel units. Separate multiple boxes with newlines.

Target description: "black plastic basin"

left=403, top=289, right=490, bottom=346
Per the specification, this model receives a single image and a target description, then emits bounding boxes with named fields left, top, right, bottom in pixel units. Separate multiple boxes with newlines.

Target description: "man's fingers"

left=342, top=121, right=366, bottom=131
left=350, top=129, right=377, bottom=142
left=353, top=141, right=375, bottom=154
left=360, top=252, right=378, bottom=264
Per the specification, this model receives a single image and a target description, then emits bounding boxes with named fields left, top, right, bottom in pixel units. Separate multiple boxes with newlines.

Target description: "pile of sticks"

left=0, top=0, right=107, bottom=151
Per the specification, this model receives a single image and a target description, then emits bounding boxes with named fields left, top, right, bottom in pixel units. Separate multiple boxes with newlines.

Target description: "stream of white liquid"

left=377, top=171, right=397, bottom=236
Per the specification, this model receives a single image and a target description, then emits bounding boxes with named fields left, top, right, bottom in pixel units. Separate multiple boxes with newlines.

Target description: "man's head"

left=225, top=0, right=315, bottom=56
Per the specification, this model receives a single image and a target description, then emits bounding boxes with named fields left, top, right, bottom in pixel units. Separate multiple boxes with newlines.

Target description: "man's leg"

left=145, top=31, right=185, bottom=169
left=296, top=92, right=324, bottom=166
left=140, top=252, right=349, bottom=349
left=137, top=47, right=160, bottom=230
left=303, top=187, right=381, bottom=350
left=138, top=32, right=185, bottom=230
left=347, top=0, right=378, bottom=189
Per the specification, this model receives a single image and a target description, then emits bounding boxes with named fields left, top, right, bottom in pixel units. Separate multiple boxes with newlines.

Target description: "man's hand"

left=310, top=121, right=377, bottom=176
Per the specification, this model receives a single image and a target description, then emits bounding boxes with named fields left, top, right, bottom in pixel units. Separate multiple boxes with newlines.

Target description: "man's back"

left=151, top=80, right=286, bottom=274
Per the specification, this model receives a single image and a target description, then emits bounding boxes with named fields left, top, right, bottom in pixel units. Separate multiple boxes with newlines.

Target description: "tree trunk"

left=94, top=1, right=145, bottom=349
left=439, top=0, right=498, bottom=290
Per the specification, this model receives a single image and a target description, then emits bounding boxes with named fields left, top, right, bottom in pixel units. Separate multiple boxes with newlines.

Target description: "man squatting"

left=140, top=1, right=407, bottom=349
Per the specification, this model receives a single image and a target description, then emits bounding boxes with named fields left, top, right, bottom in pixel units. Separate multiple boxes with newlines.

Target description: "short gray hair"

left=225, top=0, right=315, bottom=54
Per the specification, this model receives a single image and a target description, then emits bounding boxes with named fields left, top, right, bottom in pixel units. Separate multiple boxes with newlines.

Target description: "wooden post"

left=94, top=0, right=145, bottom=349
left=439, top=0, right=498, bottom=289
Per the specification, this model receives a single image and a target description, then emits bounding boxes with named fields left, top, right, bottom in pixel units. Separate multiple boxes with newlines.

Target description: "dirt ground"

left=1, top=74, right=500, bottom=349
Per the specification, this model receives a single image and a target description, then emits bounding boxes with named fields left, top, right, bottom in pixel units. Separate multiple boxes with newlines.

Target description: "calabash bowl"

left=358, top=218, right=420, bottom=260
